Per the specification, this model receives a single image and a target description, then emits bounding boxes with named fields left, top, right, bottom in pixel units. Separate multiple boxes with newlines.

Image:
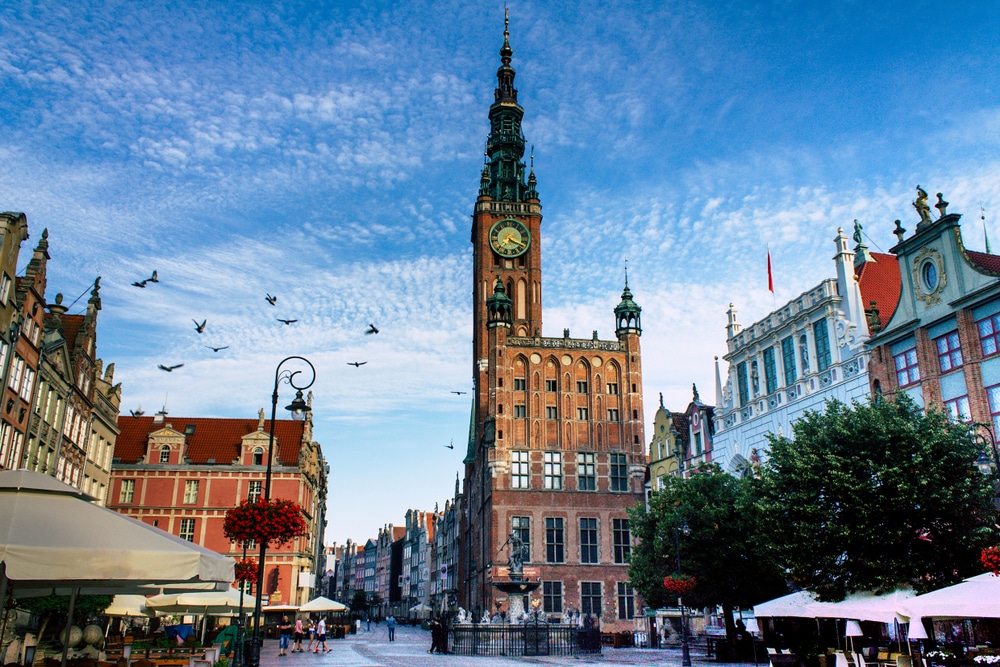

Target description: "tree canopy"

left=756, top=396, right=996, bottom=600
left=629, top=464, right=788, bottom=638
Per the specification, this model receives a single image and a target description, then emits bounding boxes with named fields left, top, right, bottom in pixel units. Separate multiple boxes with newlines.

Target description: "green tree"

left=756, top=396, right=996, bottom=601
left=349, top=590, right=369, bottom=618
left=629, top=465, right=787, bottom=643
left=16, top=595, right=113, bottom=643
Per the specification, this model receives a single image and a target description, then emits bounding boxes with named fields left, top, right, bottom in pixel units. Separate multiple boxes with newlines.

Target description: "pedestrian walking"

left=366, top=615, right=371, bottom=632
left=277, top=615, right=293, bottom=656
left=386, top=615, right=396, bottom=642
left=306, top=619, right=316, bottom=652
left=314, top=617, right=329, bottom=653
left=428, top=618, right=445, bottom=654
left=293, top=618, right=304, bottom=652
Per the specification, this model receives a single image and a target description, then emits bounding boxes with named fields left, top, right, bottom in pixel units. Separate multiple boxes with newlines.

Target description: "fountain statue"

left=491, top=531, right=540, bottom=621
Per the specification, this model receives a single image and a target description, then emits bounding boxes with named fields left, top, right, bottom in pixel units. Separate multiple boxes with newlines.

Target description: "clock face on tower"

left=489, top=218, right=531, bottom=258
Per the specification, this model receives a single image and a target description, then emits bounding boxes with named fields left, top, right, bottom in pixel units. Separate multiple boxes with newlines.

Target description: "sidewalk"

left=257, top=624, right=763, bottom=667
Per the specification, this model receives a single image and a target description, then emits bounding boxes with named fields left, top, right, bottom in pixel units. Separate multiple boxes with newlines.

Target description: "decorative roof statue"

left=935, top=192, right=949, bottom=218
left=913, top=185, right=932, bottom=225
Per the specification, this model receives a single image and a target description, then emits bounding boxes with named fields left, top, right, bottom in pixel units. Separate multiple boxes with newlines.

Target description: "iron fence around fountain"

left=448, top=624, right=602, bottom=657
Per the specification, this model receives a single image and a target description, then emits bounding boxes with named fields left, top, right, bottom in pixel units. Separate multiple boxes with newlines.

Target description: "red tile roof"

left=61, top=314, right=85, bottom=351
left=116, top=415, right=306, bottom=466
left=856, top=252, right=901, bottom=327
left=967, top=250, right=1000, bottom=276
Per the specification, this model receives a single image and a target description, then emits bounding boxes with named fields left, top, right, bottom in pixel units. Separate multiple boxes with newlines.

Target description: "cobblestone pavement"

left=258, top=625, right=762, bottom=667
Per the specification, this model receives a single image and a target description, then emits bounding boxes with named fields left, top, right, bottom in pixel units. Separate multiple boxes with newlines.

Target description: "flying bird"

left=347, top=361, right=367, bottom=367
left=365, top=323, right=379, bottom=335
left=445, top=439, right=454, bottom=450
left=451, top=391, right=467, bottom=395
left=277, top=318, right=298, bottom=325
left=265, top=294, right=277, bottom=305
left=158, top=364, right=184, bottom=372
left=148, top=270, right=159, bottom=283
left=204, top=345, right=229, bottom=352
left=131, top=280, right=147, bottom=288
left=192, top=319, right=206, bottom=333
left=130, top=408, right=145, bottom=417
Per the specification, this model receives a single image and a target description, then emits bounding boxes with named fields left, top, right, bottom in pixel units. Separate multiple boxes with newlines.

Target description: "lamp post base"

left=242, top=638, right=261, bottom=667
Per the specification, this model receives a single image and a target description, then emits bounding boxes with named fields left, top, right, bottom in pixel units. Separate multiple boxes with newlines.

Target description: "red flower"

left=235, top=559, right=258, bottom=584
left=224, top=499, right=307, bottom=547
left=663, top=574, right=697, bottom=595
left=981, top=546, right=1000, bottom=576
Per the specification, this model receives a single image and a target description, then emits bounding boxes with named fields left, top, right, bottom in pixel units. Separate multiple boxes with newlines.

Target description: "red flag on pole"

left=767, top=249, right=774, bottom=293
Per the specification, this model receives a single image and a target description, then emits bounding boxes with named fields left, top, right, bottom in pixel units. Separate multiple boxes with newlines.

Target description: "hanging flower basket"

left=663, top=575, right=697, bottom=595
left=234, top=559, right=258, bottom=584
left=224, top=498, right=307, bottom=547
left=982, top=546, right=1000, bottom=576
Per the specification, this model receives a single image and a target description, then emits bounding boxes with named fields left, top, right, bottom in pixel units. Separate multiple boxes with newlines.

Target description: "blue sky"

left=2, top=1, right=999, bottom=545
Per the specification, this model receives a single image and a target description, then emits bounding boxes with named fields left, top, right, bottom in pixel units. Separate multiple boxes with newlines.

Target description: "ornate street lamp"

left=245, top=356, right=315, bottom=667
left=674, top=520, right=692, bottom=667
left=972, top=422, right=1000, bottom=483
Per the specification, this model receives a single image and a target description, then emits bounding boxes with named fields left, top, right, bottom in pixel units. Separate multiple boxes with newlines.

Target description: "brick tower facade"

left=463, top=15, right=647, bottom=631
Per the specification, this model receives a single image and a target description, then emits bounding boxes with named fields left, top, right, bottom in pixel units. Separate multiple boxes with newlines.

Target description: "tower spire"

left=484, top=9, right=530, bottom=202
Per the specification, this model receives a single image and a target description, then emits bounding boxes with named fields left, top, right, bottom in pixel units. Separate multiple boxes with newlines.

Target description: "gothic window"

left=617, top=582, right=635, bottom=620
left=579, top=518, right=598, bottom=563
left=613, top=518, right=631, bottom=563
left=544, top=452, right=562, bottom=489
left=512, top=451, right=530, bottom=489
left=543, top=581, right=563, bottom=613
left=577, top=452, right=596, bottom=491
left=545, top=518, right=565, bottom=563
left=610, top=453, right=628, bottom=492
left=581, top=582, right=602, bottom=616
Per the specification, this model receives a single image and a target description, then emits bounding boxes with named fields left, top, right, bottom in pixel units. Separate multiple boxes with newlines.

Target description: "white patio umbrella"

left=147, top=589, right=247, bottom=642
left=898, top=573, right=1000, bottom=619
left=104, top=595, right=154, bottom=618
left=0, top=471, right=234, bottom=667
left=299, top=597, right=348, bottom=613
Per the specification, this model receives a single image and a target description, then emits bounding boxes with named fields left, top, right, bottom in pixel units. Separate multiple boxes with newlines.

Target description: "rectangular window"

left=19, top=367, right=34, bottom=401
left=893, top=347, right=920, bottom=387
left=944, top=395, right=972, bottom=422
left=183, top=480, right=199, bottom=504
left=736, top=362, right=749, bottom=406
left=577, top=407, right=589, bottom=420
left=546, top=379, right=557, bottom=392
left=514, top=404, right=526, bottom=418
left=606, top=382, right=619, bottom=395
left=988, top=384, right=1000, bottom=437
left=781, top=336, right=797, bottom=385
left=979, top=314, right=1000, bottom=357
left=577, top=452, right=596, bottom=490
left=581, top=582, right=602, bottom=616
left=763, top=346, right=778, bottom=394
left=936, top=331, right=963, bottom=372
left=546, top=406, right=557, bottom=419
left=8, top=356, right=23, bottom=391
left=512, top=451, right=530, bottom=489
left=544, top=452, right=562, bottom=489
left=514, top=378, right=526, bottom=391
left=613, top=518, right=631, bottom=563
left=545, top=518, right=564, bottom=563
left=814, top=320, right=832, bottom=371
left=512, top=516, right=531, bottom=562
left=178, top=518, right=195, bottom=542
left=607, top=408, right=620, bottom=422
left=617, top=582, right=635, bottom=620
left=159, top=447, right=170, bottom=463
left=248, top=480, right=262, bottom=502
left=610, top=453, right=628, bottom=492
left=543, top=581, right=563, bottom=613
left=576, top=381, right=588, bottom=393
left=579, top=518, right=598, bottom=564
left=119, top=479, right=135, bottom=504
left=0, top=273, right=9, bottom=305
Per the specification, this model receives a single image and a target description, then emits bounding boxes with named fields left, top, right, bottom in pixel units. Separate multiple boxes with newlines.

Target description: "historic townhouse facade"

left=867, top=192, right=1000, bottom=434
left=109, top=407, right=328, bottom=607
left=462, top=20, right=646, bottom=631
left=711, top=226, right=899, bottom=472
left=647, top=387, right=715, bottom=489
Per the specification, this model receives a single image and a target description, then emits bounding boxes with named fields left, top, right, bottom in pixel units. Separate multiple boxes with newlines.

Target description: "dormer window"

left=253, top=447, right=264, bottom=466
left=159, top=446, right=170, bottom=463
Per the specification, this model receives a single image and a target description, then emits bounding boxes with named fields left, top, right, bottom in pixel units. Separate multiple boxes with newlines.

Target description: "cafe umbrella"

left=0, top=471, right=234, bottom=667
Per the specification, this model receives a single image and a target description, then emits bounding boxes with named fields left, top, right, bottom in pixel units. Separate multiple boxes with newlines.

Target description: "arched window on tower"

left=159, top=446, right=170, bottom=463
left=253, top=447, right=264, bottom=466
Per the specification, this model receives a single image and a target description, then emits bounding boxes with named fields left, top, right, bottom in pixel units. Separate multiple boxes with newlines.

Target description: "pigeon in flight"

left=277, top=318, right=298, bottom=325
left=266, top=294, right=277, bottom=306
left=193, top=319, right=207, bottom=334
left=148, top=270, right=159, bottom=283
left=131, top=280, right=147, bottom=288
left=365, top=323, right=379, bottom=335
left=451, top=391, right=467, bottom=395
left=445, top=439, right=454, bottom=449
left=158, top=363, right=184, bottom=372
left=130, top=408, right=145, bottom=417
left=347, top=361, right=367, bottom=367
left=204, top=345, right=229, bottom=352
